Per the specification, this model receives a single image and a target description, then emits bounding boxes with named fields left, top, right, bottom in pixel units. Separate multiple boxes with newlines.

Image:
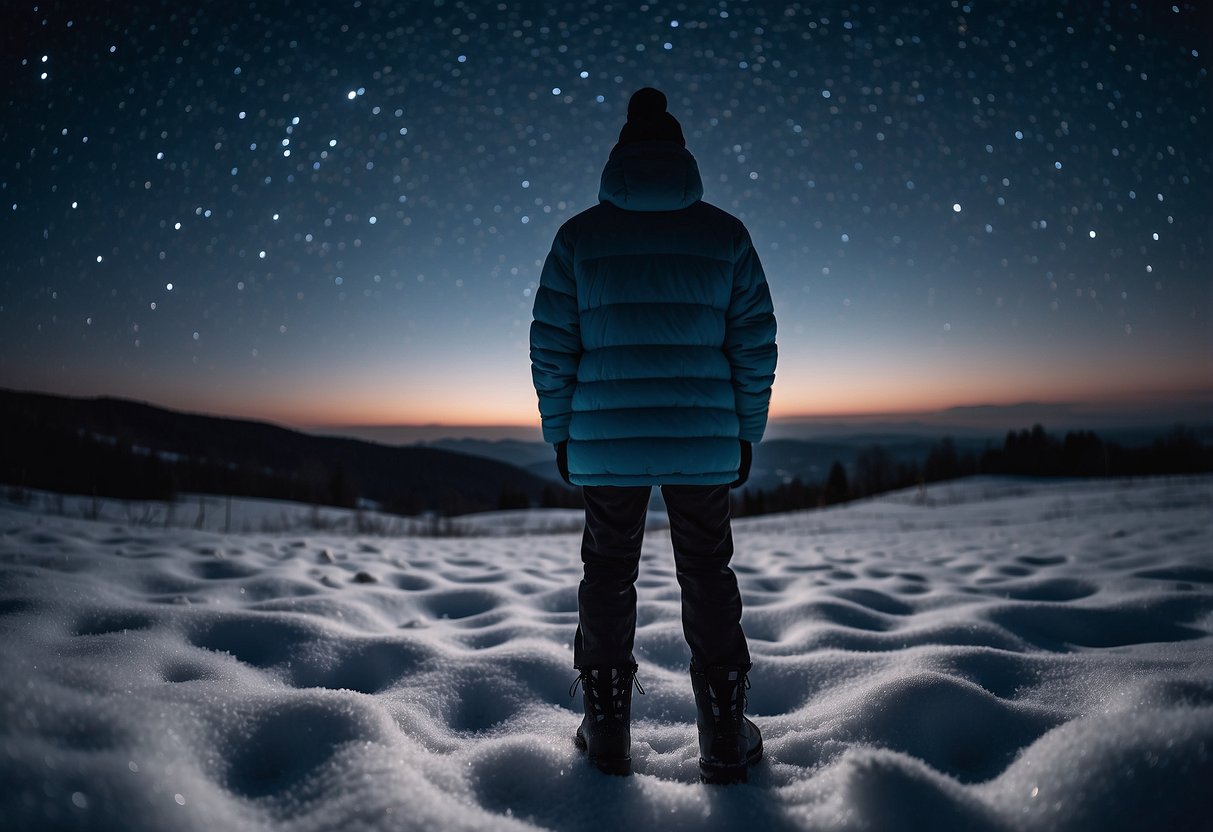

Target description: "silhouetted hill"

left=422, top=438, right=560, bottom=482
left=0, top=389, right=561, bottom=514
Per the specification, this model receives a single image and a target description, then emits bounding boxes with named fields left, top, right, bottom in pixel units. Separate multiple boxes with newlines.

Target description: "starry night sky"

left=2, top=1, right=1210, bottom=431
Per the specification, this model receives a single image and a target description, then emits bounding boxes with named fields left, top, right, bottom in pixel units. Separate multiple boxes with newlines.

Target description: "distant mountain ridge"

left=764, top=397, right=1213, bottom=439
left=0, top=388, right=563, bottom=514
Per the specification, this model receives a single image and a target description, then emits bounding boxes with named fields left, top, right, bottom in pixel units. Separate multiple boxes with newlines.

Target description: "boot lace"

left=707, top=669, right=750, bottom=721
left=570, top=664, right=645, bottom=721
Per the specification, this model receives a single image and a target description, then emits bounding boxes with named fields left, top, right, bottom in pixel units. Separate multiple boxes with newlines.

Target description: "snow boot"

left=690, top=664, right=763, bottom=784
left=571, top=664, right=643, bottom=776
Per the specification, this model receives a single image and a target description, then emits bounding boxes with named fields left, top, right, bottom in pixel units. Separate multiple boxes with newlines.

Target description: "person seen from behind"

left=530, top=87, right=778, bottom=783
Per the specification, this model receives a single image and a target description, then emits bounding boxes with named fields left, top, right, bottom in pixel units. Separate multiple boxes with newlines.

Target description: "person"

left=529, top=87, right=777, bottom=784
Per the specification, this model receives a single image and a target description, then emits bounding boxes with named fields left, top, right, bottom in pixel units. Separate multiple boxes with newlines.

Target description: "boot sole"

left=574, top=727, right=632, bottom=776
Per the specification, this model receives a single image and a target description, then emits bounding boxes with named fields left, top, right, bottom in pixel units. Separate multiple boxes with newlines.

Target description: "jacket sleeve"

left=529, top=227, right=581, bottom=444
left=724, top=228, right=777, bottom=443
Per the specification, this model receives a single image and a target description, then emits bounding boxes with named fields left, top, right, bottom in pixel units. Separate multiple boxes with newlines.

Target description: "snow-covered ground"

left=0, top=491, right=591, bottom=537
left=1, top=476, right=1211, bottom=831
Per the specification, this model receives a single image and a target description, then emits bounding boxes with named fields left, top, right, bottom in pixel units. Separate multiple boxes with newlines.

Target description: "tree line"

left=731, top=425, right=1212, bottom=517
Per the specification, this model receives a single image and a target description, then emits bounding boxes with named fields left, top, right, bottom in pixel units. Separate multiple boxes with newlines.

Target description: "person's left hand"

left=730, top=440, right=752, bottom=488
left=555, top=441, right=573, bottom=486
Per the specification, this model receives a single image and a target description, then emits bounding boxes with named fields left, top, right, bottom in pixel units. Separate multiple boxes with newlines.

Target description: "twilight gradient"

left=1, top=1, right=1209, bottom=429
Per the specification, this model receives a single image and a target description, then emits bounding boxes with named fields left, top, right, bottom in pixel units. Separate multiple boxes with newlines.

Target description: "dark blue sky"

left=2, top=1, right=1209, bottom=430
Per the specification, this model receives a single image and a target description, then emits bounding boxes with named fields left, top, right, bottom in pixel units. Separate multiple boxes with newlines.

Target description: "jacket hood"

left=598, top=141, right=704, bottom=211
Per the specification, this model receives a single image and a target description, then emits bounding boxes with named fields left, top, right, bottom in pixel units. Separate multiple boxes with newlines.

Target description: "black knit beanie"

left=617, top=87, right=686, bottom=146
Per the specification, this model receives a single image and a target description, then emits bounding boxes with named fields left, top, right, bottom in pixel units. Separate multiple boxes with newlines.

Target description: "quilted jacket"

left=530, top=140, right=777, bottom=486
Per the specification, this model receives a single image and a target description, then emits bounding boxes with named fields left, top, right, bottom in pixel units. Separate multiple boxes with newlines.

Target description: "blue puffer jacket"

left=530, top=140, right=777, bottom=486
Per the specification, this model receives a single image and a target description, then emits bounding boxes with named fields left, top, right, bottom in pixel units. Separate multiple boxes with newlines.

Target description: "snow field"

left=1, top=476, right=1211, bottom=831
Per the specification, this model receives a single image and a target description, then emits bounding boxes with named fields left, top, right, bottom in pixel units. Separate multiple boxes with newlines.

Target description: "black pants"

left=573, top=484, right=751, bottom=671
